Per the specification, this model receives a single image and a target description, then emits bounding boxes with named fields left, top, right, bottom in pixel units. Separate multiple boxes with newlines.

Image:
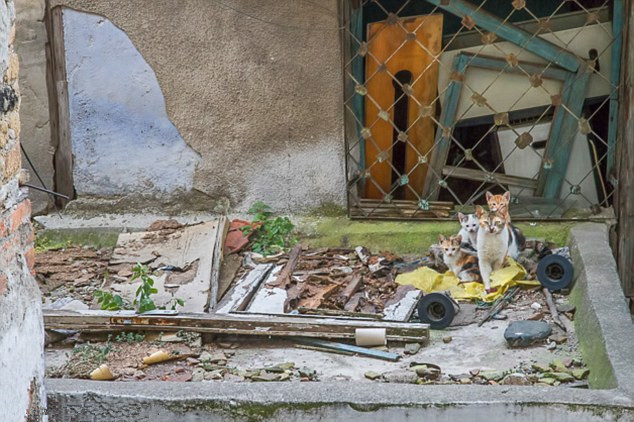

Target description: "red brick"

left=24, top=247, right=35, bottom=275
left=9, top=200, right=31, bottom=233
left=0, top=274, right=7, bottom=295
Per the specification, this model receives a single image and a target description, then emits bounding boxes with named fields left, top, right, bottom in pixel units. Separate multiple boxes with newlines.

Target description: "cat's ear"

left=438, top=234, right=446, bottom=242
left=455, top=234, right=462, bottom=243
left=475, top=205, right=485, bottom=217
left=503, top=191, right=511, bottom=201
left=457, top=212, right=465, bottom=222
left=486, top=191, right=493, bottom=201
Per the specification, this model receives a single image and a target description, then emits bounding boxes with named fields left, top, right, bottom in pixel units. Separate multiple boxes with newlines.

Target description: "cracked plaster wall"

left=51, top=1, right=346, bottom=214
left=62, top=8, right=201, bottom=199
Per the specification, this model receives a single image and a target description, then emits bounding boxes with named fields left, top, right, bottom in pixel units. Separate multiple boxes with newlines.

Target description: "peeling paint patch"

left=63, top=9, right=200, bottom=197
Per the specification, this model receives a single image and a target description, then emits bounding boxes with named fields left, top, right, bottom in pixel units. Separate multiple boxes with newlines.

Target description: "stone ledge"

left=569, top=223, right=634, bottom=393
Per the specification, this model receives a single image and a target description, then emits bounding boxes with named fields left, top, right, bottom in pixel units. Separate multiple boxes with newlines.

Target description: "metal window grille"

left=341, top=0, right=623, bottom=220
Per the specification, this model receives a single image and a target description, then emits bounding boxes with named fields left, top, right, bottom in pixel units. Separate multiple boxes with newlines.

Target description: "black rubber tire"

left=537, top=254, right=574, bottom=291
left=417, top=293, right=456, bottom=329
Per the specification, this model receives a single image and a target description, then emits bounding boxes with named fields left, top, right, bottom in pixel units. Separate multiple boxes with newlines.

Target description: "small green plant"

left=241, top=201, right=296, bottom=256
left=72, top=343, right=111, bottom=365
left=94, top=290, right=131, bottom=311
left=166, top=297, right=186, bottom=310
left=94, top=263, right=184, bottom=313
left=114, top=332, right=145, bottom=343
left=132, top=263, right=158, bottom=313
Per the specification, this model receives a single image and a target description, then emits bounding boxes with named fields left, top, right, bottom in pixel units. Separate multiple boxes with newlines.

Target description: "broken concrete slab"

left=107, top=220, right=225, bottom=312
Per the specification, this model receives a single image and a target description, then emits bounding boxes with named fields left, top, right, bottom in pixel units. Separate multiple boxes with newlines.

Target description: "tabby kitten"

left=438, top=234, right=481, bottom=282
left=486, top=191, right=511, bottom=216
left=457, top=212, right=478, bottom=249
left=475, top=206, right=511, bottom=293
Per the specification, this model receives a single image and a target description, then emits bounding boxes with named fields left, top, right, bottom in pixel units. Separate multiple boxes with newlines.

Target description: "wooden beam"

left=424, top=0, right=581, bottom=73
left=208, top=217, right=229, bottom=311
left=422, top=53, right=469, bottom=199
left=442, top=166, right=538, bottom=189
left=43, top=309, right=429, bottom=343
left=45, top=5, right=74, bottom=207
left=607, top=0, right=624, bottom=177
left=536, top=69, right=592, bottom=198
left=466, top=54, right=569, bottom=82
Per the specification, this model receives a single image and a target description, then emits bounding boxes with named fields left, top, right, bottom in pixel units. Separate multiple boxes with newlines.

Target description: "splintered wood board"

left=107, top=220, right=226, bottom=313
left=382, top=285, right=422, bottom=322
left=247, top=265, right=287, bottom=314
left=214, top=264, right=274, bottom=314
left=43, top=309, right=430, bottom=343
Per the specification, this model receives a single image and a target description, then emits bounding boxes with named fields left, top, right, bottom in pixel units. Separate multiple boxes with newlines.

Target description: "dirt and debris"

left=38, top=218, right=586, bottom=387
left=36, top=246, right=111, bottom=305
left=245, top=246, right=433, bottom=316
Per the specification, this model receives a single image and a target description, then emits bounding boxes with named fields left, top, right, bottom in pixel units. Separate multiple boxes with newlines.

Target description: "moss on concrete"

left=307, top=202, right=347, bottom=217
left=36, top=228, right=120, bottom=251
left=300, top=217, right=575, bottom=255
left=568, top=275, right=618, bottom=390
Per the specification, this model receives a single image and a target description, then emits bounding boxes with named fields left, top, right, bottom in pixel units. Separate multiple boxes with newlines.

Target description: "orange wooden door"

left=364, top=15, right=443, bottom=200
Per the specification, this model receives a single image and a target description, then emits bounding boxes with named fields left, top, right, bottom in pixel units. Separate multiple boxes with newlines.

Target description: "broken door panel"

left=364, top=14, right=443, bottom=200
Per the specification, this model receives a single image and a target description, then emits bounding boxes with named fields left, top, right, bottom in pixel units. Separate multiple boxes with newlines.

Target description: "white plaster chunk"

left=62, top=9, right=200, bottom=197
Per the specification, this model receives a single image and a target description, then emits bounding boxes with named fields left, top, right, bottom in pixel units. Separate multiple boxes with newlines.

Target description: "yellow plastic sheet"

left=395, top=258, right=540, bottom=303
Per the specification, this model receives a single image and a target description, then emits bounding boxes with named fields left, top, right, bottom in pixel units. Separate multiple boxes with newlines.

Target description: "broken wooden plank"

left=43, top=309, right=429, bottom=343
left=247, top=265, right=286, bottom=314
left=335, top=274, right=363, bottom=307
left=424, top=0, right=581, bottom=72
left=536, top=69, right=591, bottom=198
left=292, top=337, right=400, bottom=362
left=442, top=166, right=538, bottom=189
left=208, top=217, right=229, bottom=311
left=297, top=307, right=382, bottom=320
left=344, top=292, right=363, bottom=312
left=108, top=221, right=222, bottom=313
left=216, top=254, right=242, bottom=303
left=297, top=283, right=341, bottom=309
left=382, top=285, right=422, bottom=322
left=214, top=264, right=273, bottom=314
left=267, top=244, right=302, bottom=288
left=284, top=281, right=308, bottom=313
left=422, top=53, right=469, bottom=199
left=542, top=287, right=567, bottom=332
left=466, top=53, right=570, bottom=81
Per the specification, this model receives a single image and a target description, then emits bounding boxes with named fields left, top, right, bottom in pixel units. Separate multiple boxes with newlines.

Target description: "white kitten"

left=458, top=212, right=478, bottom=249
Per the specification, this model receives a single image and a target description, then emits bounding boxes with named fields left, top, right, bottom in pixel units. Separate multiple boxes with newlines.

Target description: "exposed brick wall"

left=0, top=0, right=46, bottom=420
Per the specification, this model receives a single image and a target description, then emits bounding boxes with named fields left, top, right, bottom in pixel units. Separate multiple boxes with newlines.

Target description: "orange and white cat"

left=486, top=191, right=510, bottom=216
left=438, top=234, right=481, bottom=282
left=485, top=190, right=524, bottom=259
left=475, top=206, right=511, bottom=293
